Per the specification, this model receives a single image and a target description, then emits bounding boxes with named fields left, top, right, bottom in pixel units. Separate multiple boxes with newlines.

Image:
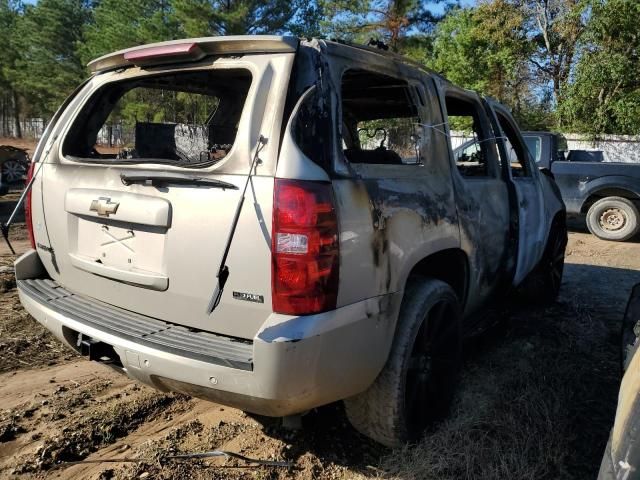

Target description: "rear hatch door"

left=37, top=54, right=293, bottom=339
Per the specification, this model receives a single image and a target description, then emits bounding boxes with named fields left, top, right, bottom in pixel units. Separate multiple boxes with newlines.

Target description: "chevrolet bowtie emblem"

left=90, top=197, right=119, bottom=217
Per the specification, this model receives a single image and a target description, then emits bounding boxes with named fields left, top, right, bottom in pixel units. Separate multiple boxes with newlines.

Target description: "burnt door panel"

left=439, top=88, right=511, bottom=313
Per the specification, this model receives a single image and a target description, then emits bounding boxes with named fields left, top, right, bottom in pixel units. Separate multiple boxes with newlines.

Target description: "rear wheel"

left=586, top=196, right=639, bottom=242
left=344, top=278, right=462, bottom=447
left=518, top=217, right=567, bottom=304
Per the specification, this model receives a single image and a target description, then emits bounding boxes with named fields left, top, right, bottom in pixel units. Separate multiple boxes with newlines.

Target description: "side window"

left=444, top=95, right=496, bottom=178
left=341, top=69, right=423, bottom=165
left=290, top=86, right=332, bottom=170
left=453, top=139, right=480, bottom=162
left=496, top=113, right=532, bottom=178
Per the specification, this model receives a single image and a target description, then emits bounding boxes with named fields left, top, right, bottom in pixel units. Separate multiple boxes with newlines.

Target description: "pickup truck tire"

left=586, top=196, right=639, bottom=242
left=344, top=277, right=462, bottom=447
left=518, top=218, right=568, bottom=304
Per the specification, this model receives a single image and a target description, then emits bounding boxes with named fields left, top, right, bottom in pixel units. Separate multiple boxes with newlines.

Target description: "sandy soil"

left=0, top=136, right=639, bottom=479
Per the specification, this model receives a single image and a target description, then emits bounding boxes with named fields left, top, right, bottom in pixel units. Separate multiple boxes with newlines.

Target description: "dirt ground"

left=0, top=138, right=37, bottom=157
left=0, top=138, right=639, bottom=479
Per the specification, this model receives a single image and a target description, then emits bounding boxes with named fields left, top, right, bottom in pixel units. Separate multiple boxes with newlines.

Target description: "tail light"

left=25, top=162, right=36, bottom=249
left=272, top=179, right=339, bottom=315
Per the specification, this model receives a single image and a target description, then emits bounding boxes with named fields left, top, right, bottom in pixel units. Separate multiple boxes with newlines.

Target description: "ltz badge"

left=232, top=291, right=265, bottom=303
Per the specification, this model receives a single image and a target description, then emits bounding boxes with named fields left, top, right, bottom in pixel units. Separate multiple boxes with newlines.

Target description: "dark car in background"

left=526, top=131, right=640, bottom=241
left=0, top=145, right=29, bottom=196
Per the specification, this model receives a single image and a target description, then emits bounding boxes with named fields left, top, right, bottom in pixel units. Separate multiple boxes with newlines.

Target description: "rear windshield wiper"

left=207, top=135, right=268, bottom=314
left=120, top=172, right=238, bottom=190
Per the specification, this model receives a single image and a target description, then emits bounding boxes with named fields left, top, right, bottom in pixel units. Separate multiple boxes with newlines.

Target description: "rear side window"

left=290, top=87, right=332, bottom=169
left=63, top=69, right=252, bottom=167
left=341, top=69, right=423, bottom=166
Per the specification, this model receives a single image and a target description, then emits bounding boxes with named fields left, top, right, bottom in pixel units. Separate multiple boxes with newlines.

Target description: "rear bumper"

left=16, top=253, right=399, bottom=416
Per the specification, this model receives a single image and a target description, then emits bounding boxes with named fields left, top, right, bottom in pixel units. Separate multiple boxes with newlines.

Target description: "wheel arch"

left=580, top=185, right=640, bottom=214
left=370, top=248, right=469, bottom=394
left=403, top=248, right=469, bottom=309
left=543, top=209, right=567, bottom=244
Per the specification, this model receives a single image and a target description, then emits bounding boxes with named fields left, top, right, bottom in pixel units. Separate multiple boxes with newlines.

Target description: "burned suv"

left=15, top=36, right=566, bottom=447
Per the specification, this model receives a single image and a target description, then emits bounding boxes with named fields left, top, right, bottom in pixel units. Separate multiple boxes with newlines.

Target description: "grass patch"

left=376, top=296, right=620, bottom=480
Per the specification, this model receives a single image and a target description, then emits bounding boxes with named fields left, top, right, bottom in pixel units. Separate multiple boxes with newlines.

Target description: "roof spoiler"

left=87, top=35, right=299, bottom=73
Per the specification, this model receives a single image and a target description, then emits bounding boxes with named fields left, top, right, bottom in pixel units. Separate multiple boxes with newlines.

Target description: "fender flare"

left=579, top=176, right=640, bottom=211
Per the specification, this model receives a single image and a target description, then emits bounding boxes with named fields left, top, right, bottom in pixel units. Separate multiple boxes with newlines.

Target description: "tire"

left=518, top=217, right=568, bottom=304
left=344, top=277, right=462, bottom=447
left=1, top=159, right=27, bottom=183
left=586, top=196, right=639, bottom=242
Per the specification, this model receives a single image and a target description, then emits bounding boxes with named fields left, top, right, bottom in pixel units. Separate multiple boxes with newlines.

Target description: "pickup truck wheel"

left=518, top=219, right=567, bottom=304
left=587, top=197, right=639, bottom=242
left=344, top=278, right=461, bottom=447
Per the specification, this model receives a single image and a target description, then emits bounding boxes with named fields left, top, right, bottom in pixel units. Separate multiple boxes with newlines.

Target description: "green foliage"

left=80, top=0, right=180, bottom=64
left=0, top=0, right=22, bottom=134
left=400, top=34, right=433, bottom=65
left=426, top=2, right=550, bottom=129
left=82, top=0, right=314, bottom=63
left=10, top=0, right=89, bottom=117
left=319, top=0, right=446, bottom=51
left=0, top=0, right=638, bottom=137
left=0, top=0, right=20, bottom=89
left=171, top=0, right=313, bottom=37
left=559, top=0, right=640, bottom=135
left=108, top=88, right=219, bottom=128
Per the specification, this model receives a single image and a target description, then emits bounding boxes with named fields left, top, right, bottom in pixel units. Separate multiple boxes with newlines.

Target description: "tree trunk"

left=13, top=90, right=22, bottom=138
left=553, top=76, right=561, bottom=106
left=1, top=95, right=6, bottom=137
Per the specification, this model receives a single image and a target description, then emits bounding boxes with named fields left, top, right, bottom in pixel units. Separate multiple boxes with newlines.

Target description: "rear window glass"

left=63, top=69, right=252, bottom=167
left=524, top=136, right=542, bottom=163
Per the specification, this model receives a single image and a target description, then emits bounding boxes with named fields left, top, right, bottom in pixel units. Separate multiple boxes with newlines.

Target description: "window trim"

left=440, top=87, right=502, bottom=182
left=338, top=67, right=428, bottom=169
left=55, top=61, right=257, bottom=173
left=492, top=107, right=537, bottom=180
left=523, top=135, right=543, bottom=164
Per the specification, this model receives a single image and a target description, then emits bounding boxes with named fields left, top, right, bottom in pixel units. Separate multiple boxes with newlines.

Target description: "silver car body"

left=16, top=36, right=565, bottom=416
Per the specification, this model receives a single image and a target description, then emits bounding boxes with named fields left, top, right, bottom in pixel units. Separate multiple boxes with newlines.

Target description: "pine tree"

left=0, top=0, right=22, bottom=136
left=171, top=0, right=313, bottom=37
left=11, top=0, right=89, bottom=117
left=80, top=0, right=180, bottom=64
